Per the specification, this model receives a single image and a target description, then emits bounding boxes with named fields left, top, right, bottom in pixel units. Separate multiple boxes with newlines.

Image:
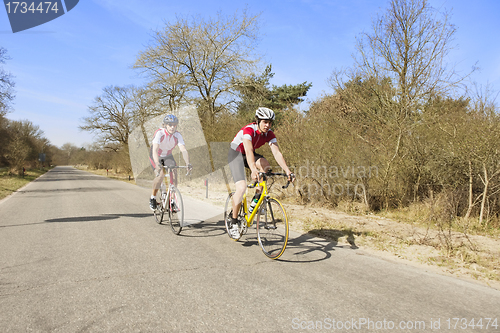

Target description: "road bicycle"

left=224, top=170, right=292, bottom=259
left=154, top=165, right=191, bottom=235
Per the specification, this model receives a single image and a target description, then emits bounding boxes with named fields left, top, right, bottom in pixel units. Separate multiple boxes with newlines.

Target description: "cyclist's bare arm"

left=269, top=142, right=294, bottom=182
left=178, top=144, right=190, bottom=166
left=152, top=142, right=162, bottom=175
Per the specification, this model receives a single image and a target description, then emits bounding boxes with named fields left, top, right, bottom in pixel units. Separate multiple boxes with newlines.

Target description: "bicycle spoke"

left=154, top=193, right=165, bottom=224
left=168, top=186, right=183, bottom=235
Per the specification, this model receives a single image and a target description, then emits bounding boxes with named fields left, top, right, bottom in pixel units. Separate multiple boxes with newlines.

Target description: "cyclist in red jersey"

left=227, top=107, right=295, bottom=238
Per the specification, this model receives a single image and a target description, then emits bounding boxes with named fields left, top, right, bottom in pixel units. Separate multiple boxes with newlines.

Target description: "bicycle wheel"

left=168, top=186, right=184, bottom=235
left=224, top=192, right=244, bottom=241
left=256, top=197, right=289, bottom=259
left=154, top=192, right=165, bottom=224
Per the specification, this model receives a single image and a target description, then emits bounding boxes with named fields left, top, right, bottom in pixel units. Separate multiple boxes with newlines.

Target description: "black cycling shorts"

left=150, top=153, right=176, bottom=170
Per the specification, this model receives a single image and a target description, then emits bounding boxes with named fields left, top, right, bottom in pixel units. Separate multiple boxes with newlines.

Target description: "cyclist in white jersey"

left=149, top=114, right=192, bottom=210
left=227, top=107, right=295, bottom=237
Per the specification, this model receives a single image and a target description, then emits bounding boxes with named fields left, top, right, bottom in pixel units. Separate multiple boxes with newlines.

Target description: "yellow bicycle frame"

left=242, top=177, right=268, bottom=226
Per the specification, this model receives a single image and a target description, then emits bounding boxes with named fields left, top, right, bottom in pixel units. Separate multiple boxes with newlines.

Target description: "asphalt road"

left=1, top=166, right=499, bottom=332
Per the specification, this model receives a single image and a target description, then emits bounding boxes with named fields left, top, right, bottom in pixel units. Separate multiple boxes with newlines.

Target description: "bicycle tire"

left=224, top=192, right=244, bottom=241
left=168, top=186, right=183, bottom=235
left=154, top=193, right=165, bottom=224
left=256, top=197, right=289, bottom=259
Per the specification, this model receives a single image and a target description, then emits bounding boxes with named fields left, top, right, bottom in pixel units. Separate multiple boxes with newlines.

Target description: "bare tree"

left=80, top=86, right=134, bottom=150
left=353, top=0, right=470, bottom=110
left=138, top=59, right=189, bottom=112
left=468, top=84, right=500, bottom=225
left=0, top=47, right=15, bottom=115
left=4, top=120, right=46, bottom=173
left=328, top=0, right=474, bottom=208
left=134, top=9, right=261, bottom=123
left=129, top=86, right=164, bottom=148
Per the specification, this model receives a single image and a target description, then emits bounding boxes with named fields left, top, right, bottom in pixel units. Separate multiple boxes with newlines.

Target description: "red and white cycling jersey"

left=230, top=123, right=277, bottom=154
left=152, top=128, right=185, bottom=157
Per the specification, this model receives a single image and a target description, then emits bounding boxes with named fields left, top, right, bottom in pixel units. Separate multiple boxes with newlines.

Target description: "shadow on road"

left=31, top=167, right=114, bottom=182
left=277, top=226, right=367, bottom=263
left=19, top=186, right=118, bottom=194
left=278, top=233, right=341, bottom=263
left=44, top=213, right=152, bottom=223
left=176, top=214, right=357, bottom=263
left=170, top=214, right=227, bottom=238
left=34, top=176, right=114, bottom=182
left=225, top=227, right=349, bottom=263
left=0, top=213, right=152, bottom=228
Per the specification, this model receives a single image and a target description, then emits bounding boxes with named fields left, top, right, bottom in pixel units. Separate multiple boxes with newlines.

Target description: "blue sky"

left=1, top=0, right=499, bottom=148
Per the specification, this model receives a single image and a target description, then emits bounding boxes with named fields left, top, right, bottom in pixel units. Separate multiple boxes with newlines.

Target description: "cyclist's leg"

left=228, top=149, right=246, bottom=220
left=232, top=180, right=246, bottom=219
left=163, top=155, right=177, bottom=186
left=249, top=153, right=268, bottom=195
left=151, top=162, right=165, bottom=197
left=150, top=160, right=165, bottom=210
left=150, top=148, right=164, bottom=196
left=255, top=155, right=271, bottom=173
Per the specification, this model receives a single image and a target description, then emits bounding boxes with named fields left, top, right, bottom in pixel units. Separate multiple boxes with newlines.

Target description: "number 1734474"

left=5, top=2, right=60, bottom=14
left=444, top=318, right=498, bottom=330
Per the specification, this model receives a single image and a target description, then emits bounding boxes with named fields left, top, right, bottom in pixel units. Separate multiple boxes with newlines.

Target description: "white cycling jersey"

left=152, top=128, right=185, bottom=157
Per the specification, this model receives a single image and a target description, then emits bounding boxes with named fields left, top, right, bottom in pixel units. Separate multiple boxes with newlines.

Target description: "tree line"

left=0, top=47, right=50, bottom=174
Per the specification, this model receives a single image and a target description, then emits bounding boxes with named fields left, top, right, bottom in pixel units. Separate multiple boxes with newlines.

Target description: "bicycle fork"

left=260, top=199, right=278, bottom=230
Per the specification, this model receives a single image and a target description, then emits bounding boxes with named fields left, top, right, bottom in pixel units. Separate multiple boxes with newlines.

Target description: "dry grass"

left=378, top=201, right=500, bottom=238
left=75, top=165, right=136, bottom=184
left=0, top=167, right=49, bottom=200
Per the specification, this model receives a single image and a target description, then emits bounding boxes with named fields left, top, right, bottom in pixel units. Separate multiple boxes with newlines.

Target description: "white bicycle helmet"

left=255, top=107, right=275, bottom=121
left=163, top=114, right=179, bottom=125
